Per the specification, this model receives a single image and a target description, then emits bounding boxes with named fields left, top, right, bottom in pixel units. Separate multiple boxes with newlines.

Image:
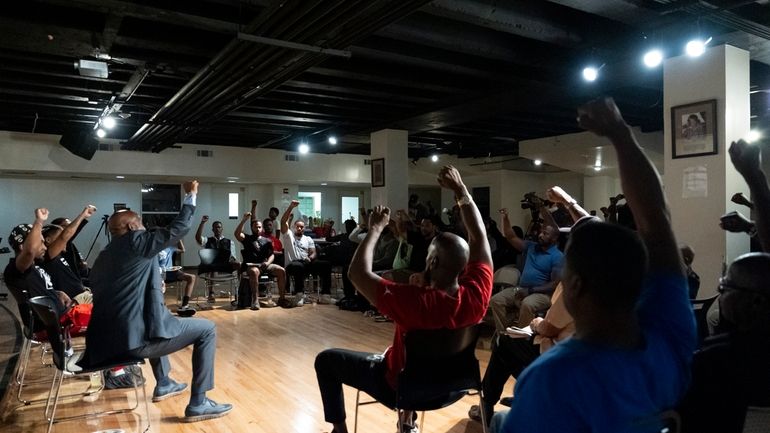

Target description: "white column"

left=370, top=129, right=409, bottom=209
left=663, top=44, right=751, bottom=295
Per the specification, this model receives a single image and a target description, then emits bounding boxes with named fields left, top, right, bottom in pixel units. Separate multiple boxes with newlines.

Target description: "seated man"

left=195, top=216, right=240, bottom=302
left=678, top=138, right=770, bottom=433
left=314, top=166, right=493, bottom=433
left=280, top=201, right=333, bottom=303
left=41, top=204, right=97, bottom=305
left=82, top=180, right=232, bottom=422
left=5, top=209, right=81, bottom=322
left=158, top=240, right=197, bottom=316
left=489, top=207, right=563, bottom=332
left=50, top=215, right=90, bottom=281
left=234, top=213, right=287, bottom=310
left=493, top=98, right=696, bottom=432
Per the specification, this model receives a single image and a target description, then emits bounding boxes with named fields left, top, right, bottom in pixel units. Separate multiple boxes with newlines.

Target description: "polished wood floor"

left=1, top=294, right=509, bottom=433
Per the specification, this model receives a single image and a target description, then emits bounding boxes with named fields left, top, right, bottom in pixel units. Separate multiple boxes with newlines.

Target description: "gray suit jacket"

left=84, top=204, right=195, bottom=366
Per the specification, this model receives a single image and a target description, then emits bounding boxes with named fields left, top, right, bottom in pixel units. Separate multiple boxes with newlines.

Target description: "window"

left=341, top=196, right=359, bottom=224
left=228, top=193, right=239, bottom=219
left=298, top=192, right=322, bottom=220
left=141, top=184, right=180, bottom=228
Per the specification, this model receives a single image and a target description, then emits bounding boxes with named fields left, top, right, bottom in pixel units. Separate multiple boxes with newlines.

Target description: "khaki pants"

left=489, top=287, right=552, bottom=333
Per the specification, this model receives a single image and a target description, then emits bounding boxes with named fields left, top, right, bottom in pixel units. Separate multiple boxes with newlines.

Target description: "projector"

left=75, top=60, right=108, bottom=78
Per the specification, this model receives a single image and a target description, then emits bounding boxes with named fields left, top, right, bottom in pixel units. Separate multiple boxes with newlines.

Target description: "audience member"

left=195, top=216, right=240, bottom=302
left=280, top=200, right=333, bottom=302
left=493, top=98, right=696, bottom=432
left=234, top=213, right=287, bottom=309
left=489, top=206, right=563, bottom=331
left=40, top=205, right=97, bottom=304
left=83, top=180, right=232, bottom=422
left=51, top=215, right=90, bottom=279
left=678, top=138, right=770, bottom=432
left=680, top=244, right=700, bottom=299
left=158, top=240, right=197, bottom=316
left=315, top=165, right=493, bottom=433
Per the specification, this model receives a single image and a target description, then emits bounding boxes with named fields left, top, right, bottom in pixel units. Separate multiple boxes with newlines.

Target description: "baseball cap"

left=8, top=224, right=33, bottom=250
left=558, top=215, right=602, bottom=233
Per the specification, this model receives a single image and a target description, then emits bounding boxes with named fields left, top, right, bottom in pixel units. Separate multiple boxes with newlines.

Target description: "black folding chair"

left=354, top=324, right=488, bottom=433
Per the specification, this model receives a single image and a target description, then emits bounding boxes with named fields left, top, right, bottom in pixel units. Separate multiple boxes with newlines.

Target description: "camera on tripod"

left=520, top=192, right=551, bottom=210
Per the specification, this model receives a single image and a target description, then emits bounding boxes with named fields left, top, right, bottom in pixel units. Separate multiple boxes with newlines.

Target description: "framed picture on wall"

left=371, top=158, right=385, bottom=187
left=671, top=99, right=718, bottom=159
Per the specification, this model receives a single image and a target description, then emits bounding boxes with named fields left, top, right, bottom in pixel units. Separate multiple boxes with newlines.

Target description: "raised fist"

left=290, top=200, right=300, bottom=208
left=243, top=212, right=252, bottom=219
left=201, top=215, right=210, bottom=223
left=35, top=208, right=49, bottom=222
left=183, top=180, right=199, bottom=194
left=82, top=205, right=97, bottom=218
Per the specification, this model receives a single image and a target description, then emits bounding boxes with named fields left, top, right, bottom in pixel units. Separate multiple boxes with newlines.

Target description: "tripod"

left=85, top=215, right=111, bottom=262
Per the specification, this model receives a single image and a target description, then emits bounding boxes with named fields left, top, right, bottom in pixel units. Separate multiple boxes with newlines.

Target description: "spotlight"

left=102, top=116, right=116, bottom=129
left=298, top=143, right=310, bottom=154
left=582, top=66, right=598, bottom=82
left=431, top=154, right=439, bottom=162
left=643, top=49, right=663, bottom=68
left=747, top=130, right=761, bottom=143
left=594, top=166, right=602, bottom=172
left=533, top=159, right=543, bottom=166
left=115, top=175, right=125, bottom=179
left=686, top=39, right=706, bottom=57
left=328, top=136, right=338, bottom=145
left=96, top=128, right=106, bottom=138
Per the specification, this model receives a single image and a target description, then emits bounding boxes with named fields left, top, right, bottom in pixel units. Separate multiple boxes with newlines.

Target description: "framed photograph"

left=371, top=158, right=385, bottom=187
left=671, top=100, right=718, bottom=159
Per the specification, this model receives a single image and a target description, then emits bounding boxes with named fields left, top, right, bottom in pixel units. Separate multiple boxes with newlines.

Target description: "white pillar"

left=663, top=44, right=751, bottom=295
left=370, top=129, right=409, bottom=209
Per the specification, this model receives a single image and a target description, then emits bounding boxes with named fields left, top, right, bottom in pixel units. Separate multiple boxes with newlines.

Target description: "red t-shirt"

left=376, top=261, right=493, bottom=389
left=265, top=234, right=283, bottom=253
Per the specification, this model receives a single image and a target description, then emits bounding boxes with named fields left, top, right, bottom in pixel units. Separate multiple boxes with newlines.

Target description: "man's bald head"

left=720, top=252, right=770, bottom=333
left=426, top=232, right=469, bottom=281
left=108, top=210, right=144, bottom=237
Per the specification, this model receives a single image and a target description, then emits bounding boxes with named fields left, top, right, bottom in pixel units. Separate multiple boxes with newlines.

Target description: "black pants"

left=481, top=335, right=540, bottom=417
left=314, top=348, right=396, bottom=423
left=285, top=259, right=332, bottom=294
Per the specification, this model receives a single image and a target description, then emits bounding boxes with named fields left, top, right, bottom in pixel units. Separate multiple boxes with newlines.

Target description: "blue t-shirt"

left=158, top=247, right=177, bottom=270
left=519, top=241, right=563, bottom=288
left=501, top=273, right=696, bottom=433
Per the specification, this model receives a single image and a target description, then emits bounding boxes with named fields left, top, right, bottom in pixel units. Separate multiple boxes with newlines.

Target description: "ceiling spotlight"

left=593, top=166, right=602, bottom=172
left=102, top=116, right=116, bottom=129
left=115, top=175, right=125, bottom=179
left=328, top=136, right=338, bottom=145
left=533, top=159, right=543, bottom=166
left=298, top=143, right=310, bottom=154
left=643, top=49, right=663, bottom=68
left=227, top=180, right=236, bottom=183
left=747, top=130, right=762, bottom=143
left=96, top=128, right=106, bottom=138
left=685, top=39, right=707, bottom=57
left=431, top=154, right=439, bottom=162
left=582, top=66, right=599, bottom=82
left=321, top=182, right=328, bottom=186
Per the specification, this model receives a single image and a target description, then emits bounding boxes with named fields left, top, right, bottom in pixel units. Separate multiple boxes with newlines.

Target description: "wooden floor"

left=1, top=295, right=511, bottom=433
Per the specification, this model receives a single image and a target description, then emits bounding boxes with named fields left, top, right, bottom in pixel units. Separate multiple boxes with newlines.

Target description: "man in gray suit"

left=83, top=180, right=232, bottom=422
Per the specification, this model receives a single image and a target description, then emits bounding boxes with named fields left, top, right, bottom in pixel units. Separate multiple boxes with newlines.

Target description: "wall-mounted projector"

left=75, top=59, right=108, bottom=78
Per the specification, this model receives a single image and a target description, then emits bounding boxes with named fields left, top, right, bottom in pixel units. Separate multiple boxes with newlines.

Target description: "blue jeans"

left=127, top=317, right=217, bottom=395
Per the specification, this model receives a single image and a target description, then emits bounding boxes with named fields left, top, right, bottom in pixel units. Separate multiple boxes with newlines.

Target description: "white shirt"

left=280, top=230, right=314, bottom=262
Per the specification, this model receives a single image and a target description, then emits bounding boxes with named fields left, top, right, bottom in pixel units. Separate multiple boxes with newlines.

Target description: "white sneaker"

left=318, top=294, right=334, bottom=305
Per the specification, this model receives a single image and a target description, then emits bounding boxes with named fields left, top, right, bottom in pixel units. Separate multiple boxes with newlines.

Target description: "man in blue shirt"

left=490, top=209, right=563, bottom=332
left=493, top=98, right=696, bottom=433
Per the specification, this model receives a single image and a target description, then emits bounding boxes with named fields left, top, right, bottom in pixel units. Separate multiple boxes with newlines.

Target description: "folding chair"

left=198, top=248, right=239, bottom=302
left=27, top=296, right=151, bottom=433
left=354, top=324, right=488, bottom=433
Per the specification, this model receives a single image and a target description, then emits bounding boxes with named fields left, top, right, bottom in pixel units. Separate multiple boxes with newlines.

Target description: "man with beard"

left=489, top=208, right=563, bottom=332
left=314, top=166, right=493, bottom=433
left=234, top=214, right=287, bottom=309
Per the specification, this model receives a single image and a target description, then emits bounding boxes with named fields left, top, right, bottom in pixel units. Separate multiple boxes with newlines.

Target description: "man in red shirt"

left=314, top=166, right=493, bottom=433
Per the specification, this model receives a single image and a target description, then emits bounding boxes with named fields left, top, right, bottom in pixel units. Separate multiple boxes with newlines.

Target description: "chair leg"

left=354, top=389, right=361, bottom=433
left=46, top=368, right=65, bottom=433
left=478, top=392, right=489, bottom=433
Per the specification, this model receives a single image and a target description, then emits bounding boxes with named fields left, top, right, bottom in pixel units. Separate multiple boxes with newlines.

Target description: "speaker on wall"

left=59, top=129, right=98, bottom=160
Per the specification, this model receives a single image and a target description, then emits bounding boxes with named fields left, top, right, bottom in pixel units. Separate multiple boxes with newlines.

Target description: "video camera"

left=520, top=192, right=552, bottom=210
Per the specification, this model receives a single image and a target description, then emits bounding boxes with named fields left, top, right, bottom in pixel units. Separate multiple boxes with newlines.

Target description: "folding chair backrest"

left=690, top=294, right=718, bottom=344
left=27, top=296, right=67, bottom=370
left=199, top=248, right=230, bottom=266
left=7, top=285, right=38, bottom=337
left=398, top=324, right=482, bottom=410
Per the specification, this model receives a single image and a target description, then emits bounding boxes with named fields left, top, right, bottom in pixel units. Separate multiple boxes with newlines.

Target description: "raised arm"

left=729, top=139, right=770, bottom=252
left=250, top=200, right=258, bottom=225
left=16, top=208, right=48, bottom=272
left=438, top=165, right=492, bottom=266
left=47, top=205, right=96, bottom=258
left=499, top=208, right=525, bottom=252
left=547, top=186, right=590, bottom=223
left=578, top=97, right=682, bottom=274
left=234, top=212, right=251, bottom=242
left=177, top=239, right=185, bottom=253
left=195, top=215, right=209, bottom=246
left=348, top=205, right=388, bottom=305
left=280, top=200, right=299, bottom=235
left=137, top=180, right=198, bottom=258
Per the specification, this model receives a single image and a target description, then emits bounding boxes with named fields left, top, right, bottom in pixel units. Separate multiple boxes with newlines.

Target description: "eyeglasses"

left=717, top=277, right=767, bottom=296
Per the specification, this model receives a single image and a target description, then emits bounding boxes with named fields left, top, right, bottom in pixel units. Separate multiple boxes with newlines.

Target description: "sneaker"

left=318, top=294, right=335, bottom=305
left=500, top=396, right=513, bottom=407
left=260, top=299, right=277, bottom=308
left=152, top=380, right=188, bottom=402
left=183, top=398, right=233, bottom=422
left=250, top=301, right=260, bottom=311
left=177, top=305, right=196, bottom=317
left=207, top=294, right=216, bottom=303
left=468, top=405, right=482, bottom=422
